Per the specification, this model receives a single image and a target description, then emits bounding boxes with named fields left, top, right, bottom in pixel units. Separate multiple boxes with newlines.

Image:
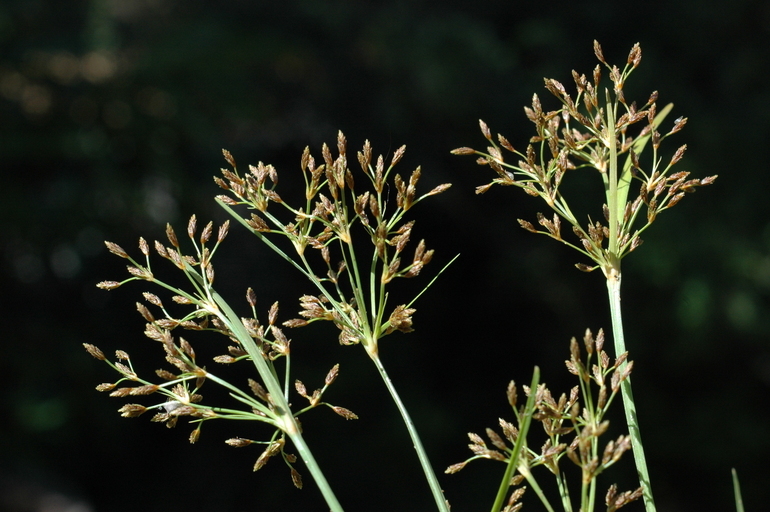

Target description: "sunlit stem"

left=606, top=273, right=655, bottom=512
left=491, top=367, right=540, bottom=512
left=371, top=354, right=449, bottom=512
left=606, top=92, right=620, bottom=257
left=207, top=284, right=345, bottom=512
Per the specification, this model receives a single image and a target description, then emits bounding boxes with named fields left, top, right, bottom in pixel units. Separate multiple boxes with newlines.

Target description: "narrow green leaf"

left=616, top=103, right=674, bottom=220
left=732, top=468, right=745, bottom=512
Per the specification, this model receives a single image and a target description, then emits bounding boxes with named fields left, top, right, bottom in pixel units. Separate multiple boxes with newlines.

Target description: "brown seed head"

left=387, top=305, right=416, bottom=334
left=593, top=40, right=606, bottom=64
left=268, top=301, right=279, bottom=325
left=294, top=380, right=308, bottom=398
left=506, top=380, right=517, bottom=408
left=445, top=462, right=467, bottom=474
left=391, top=144, right=406, bottom=167
left=669, top=116, right=687, bottom=135
left=136, top=302, right=154, bottom=322
left=325, top=363, right=340, bottom=386
left=198, top=221, right=213, bottom=244
left=129, top=384, right=159, bottom=396
left=118, top=404, right=148, bottom=418
left=83, top=343, right=106, bottom=360
left=216, top=194, right=238, bottom=205
left=485, top=428, right=507, bottom=451
left=670, top=144, right=687, bottom=166
left=222, top=148, right=236, bottom=168
left=628, top=43, right=642, bottom=68
left=479, top=119, right=492, bottom=141
left=187, top=215, right=197, bottom=240
left=332, top=406, right=359, bottom=420
left=248, top=379, right=268, bottom=401
left=166, top=223, right=179, bottom=248
left=156, top=369, right=177, bottom=380
left=105, top=241, right=129, bottom=259
left=225, top=437, right=253, bottom=447
left=358, top=139, right=372, bottom=170
left=518, top=219, right=538, bottom=233
left=291, top=468, right=303, bottom=489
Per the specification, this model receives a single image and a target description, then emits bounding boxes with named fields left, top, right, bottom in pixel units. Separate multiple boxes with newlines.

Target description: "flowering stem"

left=491, top=366, right=540, bottom=512
left=606, top=273, right=655, bottom=512
left=606, top=94, right=620, bottom=257
left=208, top=284, right=345, bottom=512
left=371, top=354, right=449, bottom=512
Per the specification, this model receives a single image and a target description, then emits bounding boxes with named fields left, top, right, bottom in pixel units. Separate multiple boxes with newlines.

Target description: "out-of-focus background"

left=2, top=1, right=768, bottom=511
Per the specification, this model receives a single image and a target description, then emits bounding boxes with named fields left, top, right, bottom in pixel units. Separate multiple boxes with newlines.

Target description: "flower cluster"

left=88, top=214, right=355, bottom=486
left=447, top=329, right=641, bottom=512
left=454, top=41, right=716, bottom=275
left=213, top=132, right=451, bottom=358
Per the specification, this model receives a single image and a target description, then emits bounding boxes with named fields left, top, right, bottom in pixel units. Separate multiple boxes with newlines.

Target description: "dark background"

left=2, top=1, right=768, bottom=511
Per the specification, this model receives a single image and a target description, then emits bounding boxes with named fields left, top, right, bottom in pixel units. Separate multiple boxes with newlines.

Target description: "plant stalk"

left=371, top=354, right=450, bottom=512
left=732, top=468, right=745, bottom=512
left=210, top=286, right=345, bottom=512
left=491, top=367, right=540, bottom=512
left=284, top=425, right=345, bottom=512
left=606, top=273, right=655, bottom=512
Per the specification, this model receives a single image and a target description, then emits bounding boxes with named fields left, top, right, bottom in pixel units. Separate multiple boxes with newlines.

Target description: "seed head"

left=593, top=40, right=606, bottom=64
left=628, top=43, right=642, bottom=68
left=83, top=343, right=106, bottom=360
left=332, top=406, right=359, bottom=420
left=166, top=223, right=179, bottom=248
left=222, top=148, right=236, bottom=168
left=118, top=404, right=148, bottom=418
left=225, top=437, right=252, bottom=447
left=104, top=241, right=129, bottom=259
left=325, top=364, right=340, bottom=386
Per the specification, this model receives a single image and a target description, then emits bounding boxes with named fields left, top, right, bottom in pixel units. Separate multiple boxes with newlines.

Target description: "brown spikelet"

left=222, top=148, right=236, bottom=168
left=83, top=343, right=106, bottom=360
left=332, top=406, right=359, bottom=420
left=104, top=241, right=129, bottom=259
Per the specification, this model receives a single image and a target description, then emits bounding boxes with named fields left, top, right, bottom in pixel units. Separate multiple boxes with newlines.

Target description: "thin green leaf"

left=616, top=103, right=674, bottom=220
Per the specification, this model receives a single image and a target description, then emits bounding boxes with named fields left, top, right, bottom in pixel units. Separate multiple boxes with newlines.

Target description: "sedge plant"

left=447, top=330, right=643, bottom=512
left=86, top=40, right=719, bottom=512
left=213, top=134, right=454, bottom=512
left=87, top=133, right=454, bottom=511
left=87, top=218, right=350, bottom=510
left=452, top=41, right=716, bottom=511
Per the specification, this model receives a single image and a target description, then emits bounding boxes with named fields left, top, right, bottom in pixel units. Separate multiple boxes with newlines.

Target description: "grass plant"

left=452, top=41, right=716, bottom=511
left=86, top=41, right=717, bottom=511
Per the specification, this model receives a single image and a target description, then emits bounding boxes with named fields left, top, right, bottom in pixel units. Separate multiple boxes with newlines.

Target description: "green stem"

left=371, top=355, right=449, bottom=512
left=606, top=93, right=620, bottom=257
left=517, top=464, right=556, bottom=512
left=209, top=286, right=345, bottom=512
left=606, top=274, right=655, bottom=512
left=491, top=367, right=540, bottom=512
left=555, top=472, right=573, bottom=512
left=732, top=468, right=745, bottom=512
left=285, top=426, right=344, bottom=511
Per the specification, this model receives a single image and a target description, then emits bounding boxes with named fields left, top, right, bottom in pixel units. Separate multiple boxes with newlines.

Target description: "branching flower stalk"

left=213, top=133, right=453, bottom=512
left=453, top=41, right=716, bottom=512
left=89, top=217, right=351, bottom=511
left=447, top=330, right=642, bottom=512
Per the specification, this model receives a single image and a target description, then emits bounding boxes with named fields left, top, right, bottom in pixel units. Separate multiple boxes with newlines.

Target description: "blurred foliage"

left=2, top=0, right=770, bottom=511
